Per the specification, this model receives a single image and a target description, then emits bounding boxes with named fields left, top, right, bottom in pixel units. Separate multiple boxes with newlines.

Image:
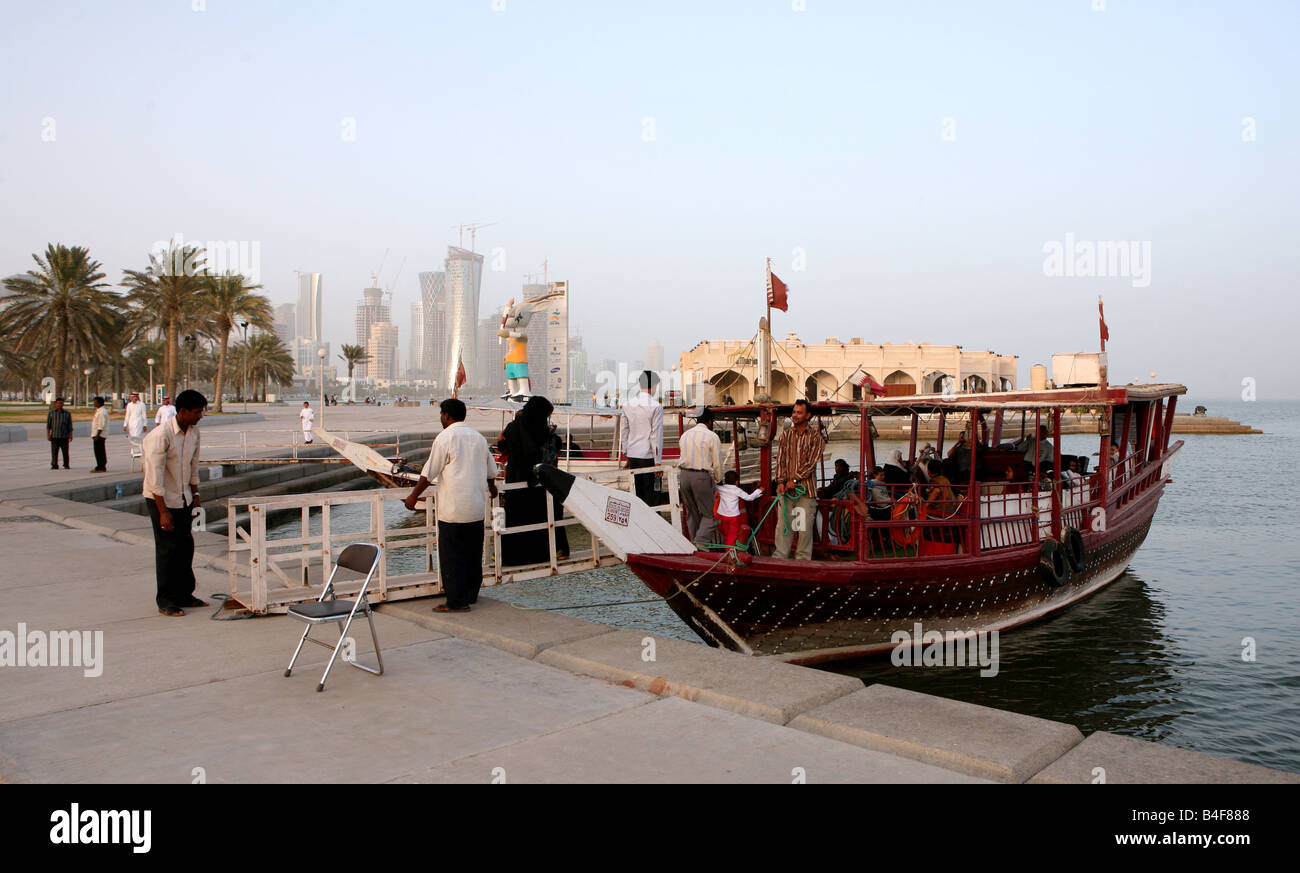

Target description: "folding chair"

left=284, top=543, right=384, bottom=692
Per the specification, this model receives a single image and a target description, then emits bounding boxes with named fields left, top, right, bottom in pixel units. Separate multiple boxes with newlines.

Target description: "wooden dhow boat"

left=536, top=382, right=1185, bottom=665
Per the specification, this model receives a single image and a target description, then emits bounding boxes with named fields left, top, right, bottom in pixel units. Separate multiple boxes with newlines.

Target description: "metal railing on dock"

left=224, top=465, right=683, bottom=614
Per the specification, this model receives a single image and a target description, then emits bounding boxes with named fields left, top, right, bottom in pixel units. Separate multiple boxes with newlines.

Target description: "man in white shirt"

left=123, top=392, right=148, bottom=439
left=300, top=401, right=315, bottom=443
left=155, top=396, right=177, bottom=427
left=677, top=408, right=724, bottom=545
left=404, top=398, right=498, bottom=612
left=620, top=371, right=663, bottom=506
left=142, top=390, right=206, bottom=617
left=90, top=396, right=110, bottom=472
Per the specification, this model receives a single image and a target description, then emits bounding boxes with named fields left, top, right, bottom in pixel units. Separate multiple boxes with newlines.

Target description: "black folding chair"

left=284, top=543, right=384, bottom=692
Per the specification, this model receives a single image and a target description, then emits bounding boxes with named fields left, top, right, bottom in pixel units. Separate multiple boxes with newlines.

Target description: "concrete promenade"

left=0, top=404, right=1294, bottom=783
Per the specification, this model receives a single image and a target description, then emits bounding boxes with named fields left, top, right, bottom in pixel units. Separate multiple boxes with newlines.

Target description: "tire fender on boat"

left=1063, top=526, right=1087, bottom=573
left=1038, top=540, right=1070, bottom=588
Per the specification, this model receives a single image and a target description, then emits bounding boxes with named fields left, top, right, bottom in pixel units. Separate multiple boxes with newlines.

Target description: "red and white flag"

left=858, top=371, right=887, bottom=397
left=1098, top=297, right=1109, bottom=350
left=453, top=354, right=467, bottom=397
left=767, top=271, right=789, bottom=312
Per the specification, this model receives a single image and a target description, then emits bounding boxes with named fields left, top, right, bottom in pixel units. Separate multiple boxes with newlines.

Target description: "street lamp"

left=184, top=335, right=197, bottom=390
left=238, top=319, right=249, bottom=413
left=145, top=358, right=155, bottom=408
left=317, top=346, right=327, bottom=428
left=83, top=368, right=92, bottom=407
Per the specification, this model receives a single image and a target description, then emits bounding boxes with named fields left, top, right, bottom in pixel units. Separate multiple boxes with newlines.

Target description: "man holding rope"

left=773, top=398, right=823, bottom=560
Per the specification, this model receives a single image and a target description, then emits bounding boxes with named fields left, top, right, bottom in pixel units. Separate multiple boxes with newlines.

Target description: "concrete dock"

left=0, top=403, right=1292, bottom=783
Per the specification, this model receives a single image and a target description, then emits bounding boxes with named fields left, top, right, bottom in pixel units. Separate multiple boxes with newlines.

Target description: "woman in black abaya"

left=496, top=396, right=564, bottom=565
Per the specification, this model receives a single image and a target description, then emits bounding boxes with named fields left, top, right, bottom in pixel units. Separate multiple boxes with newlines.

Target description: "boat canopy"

left=699, top=383, right=1187, bottom=419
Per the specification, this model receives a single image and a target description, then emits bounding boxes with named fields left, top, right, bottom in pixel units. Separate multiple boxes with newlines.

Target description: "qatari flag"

left=858, top=371, right=887, bottom=397
left=767, top=271, right=789, bottom=312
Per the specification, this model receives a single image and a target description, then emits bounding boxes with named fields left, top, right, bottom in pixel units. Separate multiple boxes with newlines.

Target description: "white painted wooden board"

left=562, top=476, right=696, bottom=561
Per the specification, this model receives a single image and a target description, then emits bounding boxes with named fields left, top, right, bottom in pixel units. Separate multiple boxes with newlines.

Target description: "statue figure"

left=498, top=293, right=563, bottom=402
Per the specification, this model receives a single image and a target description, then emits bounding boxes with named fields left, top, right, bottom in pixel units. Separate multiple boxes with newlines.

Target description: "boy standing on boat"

left=773, top=398, right=823, bottom=560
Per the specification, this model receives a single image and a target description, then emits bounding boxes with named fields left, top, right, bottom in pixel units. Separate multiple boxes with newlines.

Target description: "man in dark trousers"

left=46, top=397, right=73, bottom=469
left=620, top=370, right=663, bottom=506
left=90, top=396, right=109, bottom=472
left=142, top=390, right=207, bottom=616
left=403, top=398, right=498, bottom=612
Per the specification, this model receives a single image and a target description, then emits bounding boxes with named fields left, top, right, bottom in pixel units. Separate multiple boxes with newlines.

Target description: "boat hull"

left=625, top=487, right=1163, bottom=664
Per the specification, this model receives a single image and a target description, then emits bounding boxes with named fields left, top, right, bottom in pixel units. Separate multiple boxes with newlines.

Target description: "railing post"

left=667, top=465, right=682, bottom=532
left=546, top=485, right=558, bottom=573
left=321, top=496, right=332, bottom=587
left=250, top=504, right=267, bottom=613
left=374, top=492, right=388, bottom=601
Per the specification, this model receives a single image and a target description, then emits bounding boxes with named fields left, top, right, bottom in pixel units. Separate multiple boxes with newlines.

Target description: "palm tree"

left=198, top=273, right=272, bottom=412
left=243, top=332, right=295, bottom=401
left=120, top=243, right=207, bottom=401
left=1, top=244, right=116, bottom=401
left=338, top=344, right=370, bottom=401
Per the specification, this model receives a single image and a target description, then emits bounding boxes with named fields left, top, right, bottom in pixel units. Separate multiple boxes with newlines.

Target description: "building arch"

left=804, top=369, right=838, bottom=401
left=770, top=369, right=796, bottom=404
left=708, top=369, right=750, bottom=404
left=963, top=374, right=988, bottom=393
left=922, top=370, right=951, bottom=394
left=883, top=369, right=917, bottom=397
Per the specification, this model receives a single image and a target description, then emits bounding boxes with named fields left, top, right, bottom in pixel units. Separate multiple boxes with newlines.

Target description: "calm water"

left=270, top=399, right=1300, bottom=774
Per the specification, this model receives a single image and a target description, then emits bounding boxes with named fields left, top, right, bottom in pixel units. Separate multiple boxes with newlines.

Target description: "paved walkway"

left=2, top=405, right=1294, bottom=784
left=0, top=503, right=978, bottom=783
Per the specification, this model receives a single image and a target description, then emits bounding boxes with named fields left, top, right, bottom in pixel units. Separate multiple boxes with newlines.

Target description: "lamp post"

left=238, top=319, right=249, bottom=413
left=83, top=368, right=92, bottom=407
left=184, top=335, right=197, bottom=390
left=146, top=358, right=155, bottom=409
left=316, top=347, right=327, bottom=428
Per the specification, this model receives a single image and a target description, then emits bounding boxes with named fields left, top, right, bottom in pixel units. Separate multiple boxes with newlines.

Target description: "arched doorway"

left=883, top=370, right=917, bottom=397
left=923, top=371, right=951, bottom=394
left=963, top=374, right=988, bottom=393
left=1000, top=377, right=1014, bottom=391
left=804, top=369, right=838, bottom=401
left=708, top=370, right=750, bottom=404
left=770, top=370, right=796, bottom=404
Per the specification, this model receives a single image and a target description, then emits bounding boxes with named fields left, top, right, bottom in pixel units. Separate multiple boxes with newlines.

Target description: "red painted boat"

left=541, top=383, right=1184, bottom=665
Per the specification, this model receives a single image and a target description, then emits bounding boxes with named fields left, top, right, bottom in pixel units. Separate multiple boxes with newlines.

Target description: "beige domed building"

left=680, top=332, right=1017, bottom=404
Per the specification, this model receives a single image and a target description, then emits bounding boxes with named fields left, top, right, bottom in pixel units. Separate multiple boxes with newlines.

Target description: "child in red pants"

left=714, top=470, right=763, bottom=547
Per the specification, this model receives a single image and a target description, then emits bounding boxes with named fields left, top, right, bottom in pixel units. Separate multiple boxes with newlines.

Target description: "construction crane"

left=452, top=221, right=497, bottom=253
left=370, top=248, right=389, bottom=288
left=383, top=256, right=406, bottom=308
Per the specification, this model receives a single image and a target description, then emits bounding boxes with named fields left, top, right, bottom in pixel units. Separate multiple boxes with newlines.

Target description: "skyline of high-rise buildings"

left=261, top=249, right=625, bottom=397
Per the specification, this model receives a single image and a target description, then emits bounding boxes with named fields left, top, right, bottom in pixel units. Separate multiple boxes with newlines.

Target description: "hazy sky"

left=2, top=0, right=1296, bottom=398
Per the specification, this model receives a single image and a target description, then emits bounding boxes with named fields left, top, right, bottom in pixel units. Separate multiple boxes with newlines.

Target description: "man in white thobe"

left=300, top=402, right=315, bottom=443
left=123, top=392, right=148, bottom=439
left=155, top=396, right=177, bottom=427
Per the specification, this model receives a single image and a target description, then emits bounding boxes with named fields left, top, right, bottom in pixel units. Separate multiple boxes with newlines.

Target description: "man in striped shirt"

left=677, top=408, right=724, bottom=545
left=773, top=398, right=824, bottom=560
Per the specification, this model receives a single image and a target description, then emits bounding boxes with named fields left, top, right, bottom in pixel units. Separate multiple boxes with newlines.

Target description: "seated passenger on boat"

left=818, top=458, right=857, bottom=499
left=923, top=459, right=958, bottom=515
left=883, top=449, right=911, bottom=485
left=1013, top=425, right=1054, bottom=473
left=981, top=465, right=1019, bottom=496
